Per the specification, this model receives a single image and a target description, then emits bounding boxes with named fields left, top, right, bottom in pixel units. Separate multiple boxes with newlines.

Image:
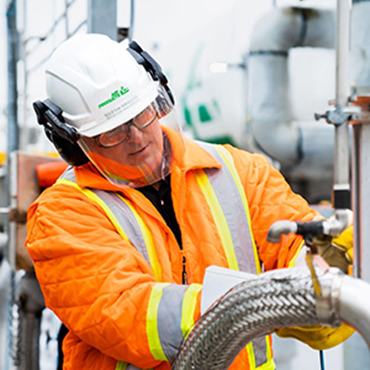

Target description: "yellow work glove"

left=313, top=225, right=353, bottom=273
left=275, top=324, right=354, bottom=350
left=275, top=225, right=355, bottom=349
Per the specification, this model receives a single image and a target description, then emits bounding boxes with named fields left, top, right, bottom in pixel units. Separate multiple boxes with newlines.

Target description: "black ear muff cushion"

left=51, top=132, right=89, bottom=166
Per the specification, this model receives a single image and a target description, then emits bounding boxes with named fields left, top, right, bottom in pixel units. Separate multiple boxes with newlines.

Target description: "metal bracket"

left=315, top=104, right=361, bottom=125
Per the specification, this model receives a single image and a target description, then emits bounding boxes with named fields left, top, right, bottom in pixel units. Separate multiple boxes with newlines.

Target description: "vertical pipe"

left=87, top=0, right=118, bottom=40
left=6, top=0, right=19, bottom=159
left=351, top=120, right=370, bottom=282
left=21, top=0, right=29, bottom=152
left=343, top=0, right=370, bottom=365
left=333, top=0, right=351, bottom=208
left=129, top=0, right=135, bottom=41
left=346, top=122, right=370, bottom=369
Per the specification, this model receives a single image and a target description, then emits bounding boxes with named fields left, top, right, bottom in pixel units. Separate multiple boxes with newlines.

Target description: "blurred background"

left=1, top=0, right=370, bottom=369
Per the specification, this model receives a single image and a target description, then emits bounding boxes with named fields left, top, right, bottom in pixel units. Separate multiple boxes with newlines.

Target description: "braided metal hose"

left=173, top=267, right=342, bottom=370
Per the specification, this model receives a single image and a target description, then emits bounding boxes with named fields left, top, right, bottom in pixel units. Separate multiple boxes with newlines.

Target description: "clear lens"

left=133, top=104, right=157, bottom=127
left=96, top=104, right=158, bottom=148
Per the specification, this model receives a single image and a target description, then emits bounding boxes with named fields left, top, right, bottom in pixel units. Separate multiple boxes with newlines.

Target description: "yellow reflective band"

left=246, top=342, right=256, bottom=369
left=256, top=358, right=276, bottom=370
left=265, top=335, right=272, bottom=362
left=56, top=179, right=130, bottom=242
left=288, top=240, right=306, bottom=268
left=195, top=170, right=239, bottom=271
left=181, top=284, right=202, bottom=339
left=116, top=193, right=162, bottom=282
left=115, top=361, right=127, bottom=370
left=215, top=147, right=261, bottom=274
left=147, top=283, right=171, bottom=362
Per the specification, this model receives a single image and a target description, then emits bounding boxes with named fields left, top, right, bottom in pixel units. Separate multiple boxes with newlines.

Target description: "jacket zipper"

left=180, top=249, right=188, bottom=284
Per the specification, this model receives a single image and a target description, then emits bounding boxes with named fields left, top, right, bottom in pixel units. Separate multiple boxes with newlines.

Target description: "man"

left=26, top=34, right=353, bottom=370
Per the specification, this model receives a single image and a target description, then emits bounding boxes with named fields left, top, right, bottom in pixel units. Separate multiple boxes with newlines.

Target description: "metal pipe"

left=173, top=268, right=370, bottom=370
left=88, top=0, right=118, bottom=40
left=340, top=275, right=370, bottom=344
left=248, top=8, right=336, bottom=169
left=129, top=0, right=135, bottom=41
left=332, top=0, right=351, bottom=207
left=6, top=0, right=19, bottom=158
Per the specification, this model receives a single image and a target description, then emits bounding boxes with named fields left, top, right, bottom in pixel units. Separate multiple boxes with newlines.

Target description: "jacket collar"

left=74, top=138, right=222, bottom=192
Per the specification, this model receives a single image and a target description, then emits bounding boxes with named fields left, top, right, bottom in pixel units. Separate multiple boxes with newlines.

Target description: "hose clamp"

left=315, top=268, right=343, bottom=327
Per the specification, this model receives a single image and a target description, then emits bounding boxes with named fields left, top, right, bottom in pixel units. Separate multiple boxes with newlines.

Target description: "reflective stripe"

left=157, top=284, right=188, bottom=360
left=256, top=358, right=276, bottom=370
left=116, top=193, right=162, bottom=281
left=196, top=142, right=260, bottom=274
left=115, top=362, right=154, bottom=370
left=115, top=361, right=127, bottom=370
left=245, top=338, right=276, bottom=370
left=57, top=169, right=162, bottom=280
left=181, top=284, right=202, bottom=338
left=147, top=283, right=171, bottom=361
left=288, top=240, right=306, bottom=268
left=56, top=178, right=130, bottom=242
left=214, top=145, right=261, bottom=274
left=246, top=341, right=256, bottom=369
left=147, top=283, right=201, bottom=362
left=195, top=142, right=271, bottom=368
left=253, top=336, right=269, bottom=367
left=264, top=336, right=273, bottom=367
left=194, top=169, right=239, bottom=270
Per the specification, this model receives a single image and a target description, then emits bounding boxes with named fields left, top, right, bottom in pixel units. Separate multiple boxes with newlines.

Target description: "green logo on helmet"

left=98, top=86, right=130, bottom=109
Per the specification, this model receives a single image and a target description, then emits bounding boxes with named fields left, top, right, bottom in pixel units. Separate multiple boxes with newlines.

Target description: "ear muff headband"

left=128, top=41, right=175, bottom=105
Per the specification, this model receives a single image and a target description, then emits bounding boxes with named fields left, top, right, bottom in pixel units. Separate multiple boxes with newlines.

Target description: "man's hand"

left=314, top=225, right=353, bottom=273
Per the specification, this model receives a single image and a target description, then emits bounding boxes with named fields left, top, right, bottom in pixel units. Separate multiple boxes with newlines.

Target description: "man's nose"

left=126, top=124, right=143, bottom=143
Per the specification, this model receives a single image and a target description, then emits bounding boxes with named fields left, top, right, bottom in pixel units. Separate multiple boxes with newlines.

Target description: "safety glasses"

left=94, top=104, right=158, bottom=148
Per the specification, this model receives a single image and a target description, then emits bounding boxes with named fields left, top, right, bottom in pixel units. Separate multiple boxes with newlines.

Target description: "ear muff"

left=128, top=41, right=175, bottom=106
left=32, top=99, right=89, bottom=166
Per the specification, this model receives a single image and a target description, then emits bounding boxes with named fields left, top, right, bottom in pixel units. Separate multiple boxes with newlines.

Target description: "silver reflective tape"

left=93, top=190, right=151, bottom=265
left=59, top=169, right=151, bottom=266
left=59, top=166, right=76, bottom=181
left=252, top=336, right=268, bottom=367
left=157, top=284, right=188, bottom=361
left=196, top=141, right=257, bottom=274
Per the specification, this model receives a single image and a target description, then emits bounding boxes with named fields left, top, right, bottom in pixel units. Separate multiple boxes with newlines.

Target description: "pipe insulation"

left=248, top=7, right=335, bottom=166
left=173, top=267, right=370, bottom=370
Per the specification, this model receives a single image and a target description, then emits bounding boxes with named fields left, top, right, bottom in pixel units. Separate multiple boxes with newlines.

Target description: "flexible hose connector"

left=173, top=267, right=342, bottom=370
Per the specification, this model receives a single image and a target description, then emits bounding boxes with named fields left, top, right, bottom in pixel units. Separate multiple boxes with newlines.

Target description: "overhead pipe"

left=173, top=267, right=370, bottom=370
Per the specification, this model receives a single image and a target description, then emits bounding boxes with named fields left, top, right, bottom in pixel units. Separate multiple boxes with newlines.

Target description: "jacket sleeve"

left=26, top=183, right=201, bottom=368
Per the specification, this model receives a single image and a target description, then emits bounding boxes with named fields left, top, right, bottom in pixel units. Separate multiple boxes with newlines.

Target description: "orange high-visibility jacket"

left=26, top=139, right=318, bottom=370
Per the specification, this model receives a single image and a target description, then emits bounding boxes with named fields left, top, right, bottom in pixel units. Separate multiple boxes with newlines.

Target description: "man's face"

left=78, top=112, right=165, bottom=187
left=118, top=117, right=164, bottom=167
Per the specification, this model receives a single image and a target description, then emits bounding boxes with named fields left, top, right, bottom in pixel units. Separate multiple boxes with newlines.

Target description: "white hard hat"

left=45, top=33, right=159, bottom=137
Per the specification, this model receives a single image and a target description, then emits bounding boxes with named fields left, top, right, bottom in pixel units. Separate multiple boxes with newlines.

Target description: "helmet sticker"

left=98, top=86, right=130, bottom=109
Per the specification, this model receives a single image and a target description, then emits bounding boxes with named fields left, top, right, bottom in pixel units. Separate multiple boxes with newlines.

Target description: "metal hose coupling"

left=172, top=267, right=346, bottom=370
